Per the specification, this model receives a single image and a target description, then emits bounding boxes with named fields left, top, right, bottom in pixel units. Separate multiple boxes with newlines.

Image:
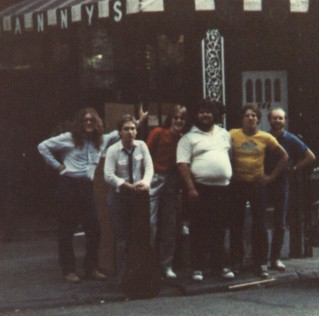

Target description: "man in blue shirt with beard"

left=266, top=107, right=316, bottom=271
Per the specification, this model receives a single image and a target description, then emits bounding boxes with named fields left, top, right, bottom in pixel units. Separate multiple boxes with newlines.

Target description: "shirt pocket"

left=88, top=150, right=100, bottom=164
left=134, top=153, right=143, bottom=170
left=117, top=159, right=128, bottom=173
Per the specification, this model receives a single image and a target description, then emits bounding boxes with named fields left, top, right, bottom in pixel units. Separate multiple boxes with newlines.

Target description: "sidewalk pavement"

left=1, top=227, right=319, bottom=314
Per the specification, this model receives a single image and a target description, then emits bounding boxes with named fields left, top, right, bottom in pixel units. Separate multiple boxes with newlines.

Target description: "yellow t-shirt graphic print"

left=230, top=129, right=279, bottom=182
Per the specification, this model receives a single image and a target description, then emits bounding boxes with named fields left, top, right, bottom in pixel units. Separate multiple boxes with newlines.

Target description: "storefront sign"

left=0, top=0, right=311, bottom=36
left=2, top=0, right=162, bottom=35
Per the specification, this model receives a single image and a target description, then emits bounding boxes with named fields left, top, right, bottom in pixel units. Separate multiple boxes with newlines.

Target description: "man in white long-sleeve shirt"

left=104, top=114, right=153, bottom=284
left=38, top=107, right=119, bottom=283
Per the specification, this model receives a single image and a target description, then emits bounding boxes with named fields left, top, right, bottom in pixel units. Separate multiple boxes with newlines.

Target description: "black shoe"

left=258, top=265, right=269, bottom=279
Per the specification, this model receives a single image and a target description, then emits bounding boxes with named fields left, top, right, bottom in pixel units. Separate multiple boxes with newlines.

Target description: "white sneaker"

left=64, top=272, right=81, bottom=283
left=192, top=270, right=204, bottom=281
left=222, top=268, right=235, bottom=279
left=259, top=265, right=270, bottom=278
left=182, top=224, right=190, bottom=236
left=271, top=259, right=286, bottom=271
left=164, top=267, right=177, bottom=279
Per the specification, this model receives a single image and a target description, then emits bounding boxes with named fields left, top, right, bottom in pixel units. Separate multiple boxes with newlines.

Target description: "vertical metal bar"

left=201, top=38, right=206, bottom=99
left=221, top=35, right=226, bottom=127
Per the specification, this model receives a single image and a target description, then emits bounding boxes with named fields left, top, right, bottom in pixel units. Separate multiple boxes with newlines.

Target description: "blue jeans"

left=229, top=180, right=268, bottom=267
left=149, top=172, right=178, bottom=268
left=57, top=176, right=100, bottom=275
left=267, top=177, right=289, bottom=261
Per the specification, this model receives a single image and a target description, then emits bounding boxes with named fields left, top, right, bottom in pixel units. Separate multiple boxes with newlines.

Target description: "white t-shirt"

left=177, top=125, right=232, bottom=186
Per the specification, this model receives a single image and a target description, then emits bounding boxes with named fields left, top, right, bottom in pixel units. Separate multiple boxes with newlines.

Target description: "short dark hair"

left=117, top=114, right=137, bottom=131
left=241, top=104, right=262, bottom=123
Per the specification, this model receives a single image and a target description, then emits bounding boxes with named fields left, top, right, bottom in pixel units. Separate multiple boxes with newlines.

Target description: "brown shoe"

left=64, top=273, right=81, bottom=283
left=87, top=270, right=107, bottom=281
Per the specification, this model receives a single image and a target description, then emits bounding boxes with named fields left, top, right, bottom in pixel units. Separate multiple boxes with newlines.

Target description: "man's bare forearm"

left=177, top=163, right=198, bottom=199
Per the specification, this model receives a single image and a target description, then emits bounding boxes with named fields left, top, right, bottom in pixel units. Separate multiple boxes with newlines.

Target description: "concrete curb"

left=2, top=228, right=319, bottom=313
left=0, top=267, right=318, bottom=314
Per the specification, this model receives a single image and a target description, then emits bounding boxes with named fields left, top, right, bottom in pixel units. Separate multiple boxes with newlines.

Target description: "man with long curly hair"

left=38, top=107, right=119, bottom=283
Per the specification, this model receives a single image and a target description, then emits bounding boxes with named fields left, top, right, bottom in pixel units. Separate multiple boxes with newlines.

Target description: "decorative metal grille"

left=202, top=29, right=224, bottom=102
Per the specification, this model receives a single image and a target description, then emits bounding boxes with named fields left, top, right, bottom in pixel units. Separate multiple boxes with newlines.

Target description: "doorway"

left=242, top=70, right=288, bottom=131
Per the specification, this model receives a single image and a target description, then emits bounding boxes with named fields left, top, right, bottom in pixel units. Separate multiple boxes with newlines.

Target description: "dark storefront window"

left=77, top=25, right=155, bottom=102
left=0, top=34, right=48, bottom=216
left=0, top=35, right=44, bottom=71
left=77, top=25, right=186, bottom=104
left=156, top=34, right=185, bottom=102
left=78, top=27, right=115, bottom=90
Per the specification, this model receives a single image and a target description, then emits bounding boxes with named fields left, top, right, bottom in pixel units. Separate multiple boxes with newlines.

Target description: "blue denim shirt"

left=38, top=130, right=119, bottom=180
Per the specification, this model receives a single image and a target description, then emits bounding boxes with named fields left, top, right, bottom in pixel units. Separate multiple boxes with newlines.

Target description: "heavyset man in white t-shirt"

left=177, top=100, right=234, bottom=282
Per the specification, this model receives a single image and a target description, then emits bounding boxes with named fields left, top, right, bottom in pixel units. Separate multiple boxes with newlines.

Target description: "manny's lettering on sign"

left=0, top=0, right=312, bottom=36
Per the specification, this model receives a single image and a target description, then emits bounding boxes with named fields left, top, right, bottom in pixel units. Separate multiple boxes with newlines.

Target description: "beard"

left=270, top=123, right=284, bottom=130
left=196, top=120, right=214, bottom=132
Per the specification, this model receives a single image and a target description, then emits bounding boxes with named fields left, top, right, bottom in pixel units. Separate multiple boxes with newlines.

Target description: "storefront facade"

left=1, top=1, right=317, bottom=137
left=0, top=0, right=318, bottom=256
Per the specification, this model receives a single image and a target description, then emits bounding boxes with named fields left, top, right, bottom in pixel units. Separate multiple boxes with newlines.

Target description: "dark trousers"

left=268, top=177, right=289, bottom=261
left=108, top=189, right=139, bottom=283
left=188, top=184, right=230, bottom=271
left=230, top=180, right=268, bottom=267
left=57, top=176, right=100, bottom=275
left=0, top=167, right=23, bottom=240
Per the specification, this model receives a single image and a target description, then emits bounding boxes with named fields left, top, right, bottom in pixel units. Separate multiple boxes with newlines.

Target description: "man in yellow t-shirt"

left=229, top=104, right=288, bottom=279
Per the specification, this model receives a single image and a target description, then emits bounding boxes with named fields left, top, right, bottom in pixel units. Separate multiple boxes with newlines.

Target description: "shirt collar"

left=269, top=129, right=286, bottom=139
left=191, top=125, right=216, bottom=134
left=119, top=141, right=137, bottom=152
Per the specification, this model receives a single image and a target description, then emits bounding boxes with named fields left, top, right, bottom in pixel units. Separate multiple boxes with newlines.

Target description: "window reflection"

left=265, top=79, right=272, bottom=102
left=246, top=79, right=253, bottom=103
left=274, top=79, right=281, bottom=102
left=256, top=79, right=262, bottom=103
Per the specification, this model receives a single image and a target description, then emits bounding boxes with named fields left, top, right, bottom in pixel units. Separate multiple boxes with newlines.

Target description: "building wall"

left=223, top=19, right=319, bottom=156
left=1, top=15, right=319, bottom=219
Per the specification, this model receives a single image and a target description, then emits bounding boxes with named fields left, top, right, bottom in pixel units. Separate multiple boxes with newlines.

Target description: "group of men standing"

left=177, top=101, right=315, bottom=281
left=37, top=100, right=316, bottom=287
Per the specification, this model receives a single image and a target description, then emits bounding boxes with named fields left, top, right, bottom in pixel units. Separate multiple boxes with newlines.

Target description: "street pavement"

left=1, top=222, right=319, bottom=314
